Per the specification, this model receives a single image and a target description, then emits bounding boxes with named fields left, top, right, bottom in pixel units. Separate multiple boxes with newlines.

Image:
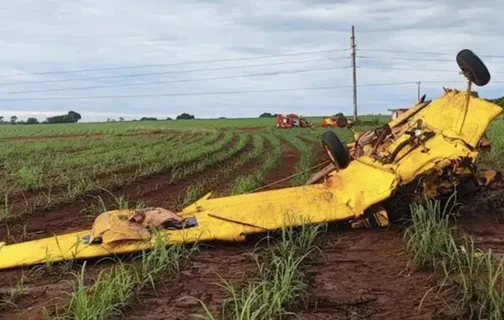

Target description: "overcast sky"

left=0, top=0, right=503, bottom=122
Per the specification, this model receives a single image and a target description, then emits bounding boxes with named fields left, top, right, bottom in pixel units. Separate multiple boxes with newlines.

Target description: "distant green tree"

left=259, top=112, right=277, bottom=118
left=119, top=117, right=125, bottom=122
left=10, top=115, right=17, bottom=124
left=166, top=117, right=172, bottom=120
left=46, top=111, right=82, bottom=124
left=26, top=117, right=39, bottom=124
left=176, top=113, right=195, bottom=120
left=140, top=117, right=157, bottom=121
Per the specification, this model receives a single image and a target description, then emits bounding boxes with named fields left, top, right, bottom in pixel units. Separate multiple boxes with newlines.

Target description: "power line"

left=358, top=65, right=458, bottom=73
left=2, top=66, right=350, bottom=95
left=358, top=55, right=454, bottom=62
left=358, top=65, right=504, bottom=74
left=0, top=81, right=425, bottom=102
left=0, top=58, right=343, bottom=86
left=358, top=48, right=504, bottom=59
left=0, top=48, right=350, bottom=78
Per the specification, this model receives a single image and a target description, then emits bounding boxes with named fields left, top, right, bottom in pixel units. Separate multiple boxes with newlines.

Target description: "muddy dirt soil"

left=123, top=227, right=458, bottom=320
left=296, top=227, right=456, bottom=320
left=124, top=242, right=259, bottom=320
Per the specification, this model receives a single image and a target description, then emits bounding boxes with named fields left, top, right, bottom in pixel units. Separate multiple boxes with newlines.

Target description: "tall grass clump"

left=405, top=198, right=504, bottom=319
left=66, top=262, right=134, bottom=320
left=195, top=220, right=324, bottom=320
left=63, top=230, right=197, bottom=320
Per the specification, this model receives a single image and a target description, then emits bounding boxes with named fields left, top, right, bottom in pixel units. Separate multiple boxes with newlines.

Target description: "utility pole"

left=351, top=25, right=357, bottom=122
left=416, top=81, right=421, bottom=101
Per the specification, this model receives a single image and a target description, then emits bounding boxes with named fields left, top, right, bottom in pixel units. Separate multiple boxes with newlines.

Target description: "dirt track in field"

left=2, top=129, right=504, bottom=319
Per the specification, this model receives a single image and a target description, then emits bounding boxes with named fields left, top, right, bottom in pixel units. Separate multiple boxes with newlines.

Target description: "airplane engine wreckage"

left=0, top=49, right=503, bottom=270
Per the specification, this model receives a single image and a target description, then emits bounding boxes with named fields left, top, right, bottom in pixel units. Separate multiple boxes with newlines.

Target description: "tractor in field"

left=276, top=113, right=313, bottom=128
left=0, top=49, right=502, bottom=270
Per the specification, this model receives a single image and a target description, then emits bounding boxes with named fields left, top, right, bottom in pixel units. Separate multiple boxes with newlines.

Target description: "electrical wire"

left=0, top=81, right=423, bottom=102
left=358, top=48, right=504, bottom=59
left=0, top=48, right=350, bottom=78
left=2, top=66, right=350, bottom=95
left=358, top=55, right=454, bottom=62
left=358, top=65, right=458, bottom=73
left=0, top=58, right=342, bottom=86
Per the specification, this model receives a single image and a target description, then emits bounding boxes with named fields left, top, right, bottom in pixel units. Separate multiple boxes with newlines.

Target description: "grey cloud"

left=0, top=0, right=502, bottom=121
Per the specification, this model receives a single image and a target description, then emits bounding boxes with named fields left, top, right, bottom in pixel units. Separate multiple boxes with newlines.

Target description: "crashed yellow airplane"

left=0, top=49, right=502, bottom=270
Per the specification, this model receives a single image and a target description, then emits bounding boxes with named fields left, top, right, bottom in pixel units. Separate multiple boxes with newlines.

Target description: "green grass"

left=405, top=199, right=504, bottom=319
left=281, top=131, right=318, bottom=186
left=62, top=230, right=197, bottom=320
left=230, top=133, right=282, bottom=194
left=193, top=220, right=324, bottom=320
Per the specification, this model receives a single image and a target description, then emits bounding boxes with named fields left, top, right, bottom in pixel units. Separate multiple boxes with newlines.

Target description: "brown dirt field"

left=296, top=227, right=452, bottom=320
left=259, top=137, right=300, bottom=191
left=124, top=242, right=260, bottom=320
left=0, top=259, right=120, bottom=320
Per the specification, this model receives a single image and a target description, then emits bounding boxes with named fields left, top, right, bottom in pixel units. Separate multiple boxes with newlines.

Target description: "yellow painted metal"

left=0, top=90, right=502, bottom=270
left=0, top=160, right=396, bottom=270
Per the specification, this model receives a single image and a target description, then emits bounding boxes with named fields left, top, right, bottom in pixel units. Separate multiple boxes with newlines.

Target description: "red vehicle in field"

left=276, top=114, right=312, bottom=128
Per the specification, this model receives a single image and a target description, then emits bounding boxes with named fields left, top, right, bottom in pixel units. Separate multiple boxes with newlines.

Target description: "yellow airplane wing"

left=0, top=160, right=397, bottom=270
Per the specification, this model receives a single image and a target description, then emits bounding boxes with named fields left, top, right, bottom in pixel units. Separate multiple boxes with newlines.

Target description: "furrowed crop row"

left=0, top=132, right=182, bottom=172
left=47, top=131, right=192, bottom=174
left=0, top=135, right=182, bottom=193
left=107, top=131, right=234, bottom=186
left=230, top=133, right=282, bottom=194
left=174, top=133, right=259, bottom=209
left=168, top=133, right=250, bottom=183
left=1, top=132, right=213, bottom=194
left=49, top=132, right=232, bottom=201
left=282, top=133, right=317, bottom=186
left=0, top=132, right=227, bottom=216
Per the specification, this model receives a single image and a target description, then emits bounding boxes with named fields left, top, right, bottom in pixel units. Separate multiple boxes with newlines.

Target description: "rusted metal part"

left=371, top=125, right=392, bottom=156
left=478, top=133, right=491, bottom=151
left=350, top=206, right=390, bottom=229
left=305, top=163, right=337, bottom=185
left=478, top=170, right=502, bottom=186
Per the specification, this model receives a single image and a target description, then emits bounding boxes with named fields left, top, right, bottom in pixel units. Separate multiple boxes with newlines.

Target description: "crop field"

left=1, top=116, right=504, bottom=320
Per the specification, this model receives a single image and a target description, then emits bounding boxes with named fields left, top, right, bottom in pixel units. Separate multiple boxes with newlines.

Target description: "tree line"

left=0, top=111, right=82, bottom=125
left=0, top=111, right=198, bottom=125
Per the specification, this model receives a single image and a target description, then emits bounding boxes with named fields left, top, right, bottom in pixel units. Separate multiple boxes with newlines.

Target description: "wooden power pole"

left=416, top=81, right=421, bottom=101
left=351, top=25, right=358, bottom=122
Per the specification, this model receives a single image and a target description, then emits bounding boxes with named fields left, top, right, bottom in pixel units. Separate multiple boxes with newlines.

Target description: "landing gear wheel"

left=456, top=49, right=491, bottom=87
left=321, top=131, right=350, bottom=169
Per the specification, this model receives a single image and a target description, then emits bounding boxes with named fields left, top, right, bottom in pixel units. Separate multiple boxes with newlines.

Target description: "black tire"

left=456, top=49, right=490, bottom=86
left=321, top=131, right=350, bottom=169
